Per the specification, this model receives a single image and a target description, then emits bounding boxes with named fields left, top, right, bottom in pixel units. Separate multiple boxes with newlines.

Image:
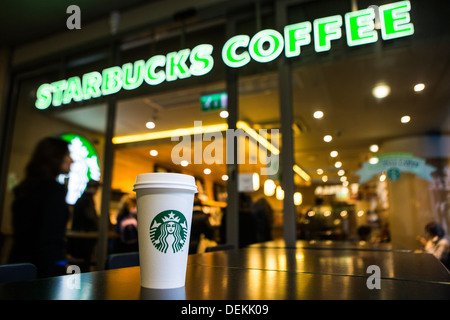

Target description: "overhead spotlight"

left=372, top=84, right=390, bottom=99
left=145, top=121, right=156, bottom=129
left=370, top=144, right=379, bottom=152
left=414, top=83, right=425, bottom=92
left=323, top=135, right=333, bottom=142
left=264, top=179, right=276, bottom=196
left=313, top=111, right=324, bottom=119
left=220, top=110, right=229, bottom=118
left=294, top=192, right=303, bottom=206
left=276, top=185, right=284, bottom=200
left=401, top=115, right=411, bottom=123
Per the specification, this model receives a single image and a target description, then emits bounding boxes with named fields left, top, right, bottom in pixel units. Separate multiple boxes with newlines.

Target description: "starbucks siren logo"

left=150, top=210, right=188, bottom=254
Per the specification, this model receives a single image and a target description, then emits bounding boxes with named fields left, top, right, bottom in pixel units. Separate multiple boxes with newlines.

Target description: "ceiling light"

left=401, top=115, right=411, bottom=123
left=222, top=174, right=229, bottom=181
left=334, top=161, right=342, bottom=168
left=369, top=144, right=379, bottom=152
left=316, top=168, right=324, bottom=175
left=293, top=164, right=311, bottom=182
left=204, top=168, right=211, bottom=175
left=276, top=185, right=284, bottom=200
left=113, top=123, right=228, bottom=144
left=294, top=192, right=303, bottom=206
left=414, top=83, right=425, bottom=92
left=145, top=121, right=156, bottom=129
left=330, top=150, right=338, bottom=157
left=338, top=169, right=345, bottom=176
left=372, top=84, right=390, bottom=99
left=220, top=110, right=229, bottom=118
left=313, top=111, right=324, bottom=119
left=369, top=157, right=379, bottom=164
left=149, top=149, right=158, bottom=156
left=323, top=135, right=332, bottom=142
left=237, top=121, right=280, bottom=155
left=180, top=160, right=189, bottom=167
left=264, top=179, right=276, bottom=196
left=322, top=175, right=328, bottom=182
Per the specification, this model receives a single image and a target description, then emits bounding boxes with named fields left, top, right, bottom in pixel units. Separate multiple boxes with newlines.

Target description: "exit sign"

left=200, top=93, right=227, bottom=111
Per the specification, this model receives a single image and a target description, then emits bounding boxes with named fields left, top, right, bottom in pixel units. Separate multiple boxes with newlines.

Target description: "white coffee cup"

left=133, top=172, right=197, bottom=289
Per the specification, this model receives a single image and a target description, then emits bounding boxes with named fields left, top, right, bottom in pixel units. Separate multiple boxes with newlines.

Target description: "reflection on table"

left=0, top=240, right=449, bottom=300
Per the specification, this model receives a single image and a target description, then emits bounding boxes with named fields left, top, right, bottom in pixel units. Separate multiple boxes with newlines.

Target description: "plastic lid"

left=133, top=173, right=197, bottom=192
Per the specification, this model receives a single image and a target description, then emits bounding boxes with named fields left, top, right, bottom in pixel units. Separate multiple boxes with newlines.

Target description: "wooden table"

left=0, top=240, right=449, bottom=300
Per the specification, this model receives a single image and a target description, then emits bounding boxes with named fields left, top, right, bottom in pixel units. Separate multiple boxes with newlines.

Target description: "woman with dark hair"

left=9, top=137, right=73, bottom=278
left=419, top=222, right=450, bottom=268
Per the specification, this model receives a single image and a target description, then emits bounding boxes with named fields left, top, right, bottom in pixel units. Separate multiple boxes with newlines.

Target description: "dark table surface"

left=1, top=240, right=449, bottom=300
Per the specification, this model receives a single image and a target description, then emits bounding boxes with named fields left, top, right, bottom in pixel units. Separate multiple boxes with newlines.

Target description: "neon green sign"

left=35, top=44, right=214, bottom=109
left=59, top=133, right=101, bottom=205
left=35, top=1, right=414, bottom=110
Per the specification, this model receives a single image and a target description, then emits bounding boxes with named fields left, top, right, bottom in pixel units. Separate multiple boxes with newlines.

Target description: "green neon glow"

left=190, top=44, right=214, bottom=76
left=284, top=21, right=312, bottom=58
left=166, top=49, right=191, bottom=82
left=345, top=8, right=378, bottom=46
left=51, top=80, right=67, bottom=107
left=122, top=60, right=145, bottom=90
left=249, top=29, right=284, bottom=63
left=60, top=133, right=101, bottom=205
left=144, top=55, right=166, bottom=85
left=314, top=15, right=343, bottom=52
left=101, top=66, right=123, bottom=95
left=35, top=83, right=53, bottom=110
left=34, top=1, right=414, bottom=110
left=222, top=35, right=250, bottom=68
left=379, top=0, right=414, bottom=40
left=62, top=77, right=83, bottom=104
left=82, top=71, right=102, bottom=100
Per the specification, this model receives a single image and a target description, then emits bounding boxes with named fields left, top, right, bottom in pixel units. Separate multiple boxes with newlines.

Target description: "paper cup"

left=133, top=173, right=197, bottom=289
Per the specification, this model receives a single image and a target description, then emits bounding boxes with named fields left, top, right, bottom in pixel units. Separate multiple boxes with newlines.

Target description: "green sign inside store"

left=59, top=133, right=101, bottom=205
left=35, top=1, right=414, bottom=110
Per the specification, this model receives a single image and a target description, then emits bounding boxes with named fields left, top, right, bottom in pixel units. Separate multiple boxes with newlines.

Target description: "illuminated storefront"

left=0, top=0, right=448, bottom=268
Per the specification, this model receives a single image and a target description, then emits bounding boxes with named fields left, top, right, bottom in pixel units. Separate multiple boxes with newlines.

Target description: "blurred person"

left=251, top=197, right=273, bottom=243
left=419, top=222, right=450, bottom=268
left=189, top=194, right=215, bottom=254
left=9, top=137, right=73, bottom=278
left=113, top=194, right=138, bottom=253
left=219, top=193, right=257, bottom=248
left=68, top=180, right=100, bottom=272
left=357, top=225, right=372, bottom=242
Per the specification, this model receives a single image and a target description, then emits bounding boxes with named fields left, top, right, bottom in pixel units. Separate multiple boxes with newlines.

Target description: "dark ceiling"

left=0, top=0, right=158, bottom=47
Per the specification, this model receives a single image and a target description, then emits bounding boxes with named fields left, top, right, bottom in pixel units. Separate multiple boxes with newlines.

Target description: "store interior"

left=1, top=0, right=448, bottom=267
left=43, top=37, right=449, bottom=246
